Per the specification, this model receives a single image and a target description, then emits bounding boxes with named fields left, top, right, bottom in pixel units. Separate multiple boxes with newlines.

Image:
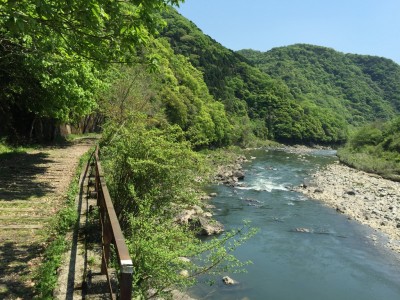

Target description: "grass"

left=65, top=132, right=101, bottom=142
left=0, top=140, right=29, bottom=155
left=337, top=146, right=400, bottom=181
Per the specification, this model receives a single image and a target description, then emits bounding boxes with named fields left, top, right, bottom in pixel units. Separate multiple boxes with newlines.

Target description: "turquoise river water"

left=189, top=149, right=400, bottom=300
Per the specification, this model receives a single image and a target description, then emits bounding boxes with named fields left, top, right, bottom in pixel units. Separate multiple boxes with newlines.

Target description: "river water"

left=190, top=149, right=400, bottom=300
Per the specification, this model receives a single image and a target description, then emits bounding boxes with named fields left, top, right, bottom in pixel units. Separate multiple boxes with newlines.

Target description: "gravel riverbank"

left=297, top=161, right=400, bottom=254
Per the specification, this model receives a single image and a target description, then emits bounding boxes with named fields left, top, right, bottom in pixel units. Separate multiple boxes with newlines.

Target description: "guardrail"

left=91, top=147, right=133, bottom=299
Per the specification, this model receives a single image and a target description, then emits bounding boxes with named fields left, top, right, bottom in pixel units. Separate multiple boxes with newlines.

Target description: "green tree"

left=338, top=117, right=400, bottom=180
left=350, top=124, right=384, bottom=149
left=101, top=116, right=256, bottom=298
left=0, top=0, right=184, bottom=141
left=1, top=0, right=183, bottom=62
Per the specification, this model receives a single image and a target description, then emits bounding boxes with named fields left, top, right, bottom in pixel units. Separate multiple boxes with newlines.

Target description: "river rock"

left=200, top=195, right=211, bottom=201
left=203, top=212, right=213, bottom=218
left=215, top=155, right=247, bottom=186
left=233, top=170, right=245, bottom=180
left=175, top=208, right=223, bottom=235
left=222, top=276, right=237, bottom=285
left=192, top=205, right=204, bottom=214
left=196, top=216, right=224, bottom=236
left=345, top=189, right=356, bottom=196
left=176, top=209, right=196, bottom=224
left=336, top=206, right=346, bottom=214
left=179, top=270, right=189, bottom=277
left=178, top=257, right=191, bottom=263
left=293, top=227, right=311, bottom=233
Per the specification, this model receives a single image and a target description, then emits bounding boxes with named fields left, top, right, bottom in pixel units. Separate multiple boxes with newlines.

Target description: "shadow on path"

left=0, top=151, right=54, bottom=200
left=0, top=241, right=42, bottom=299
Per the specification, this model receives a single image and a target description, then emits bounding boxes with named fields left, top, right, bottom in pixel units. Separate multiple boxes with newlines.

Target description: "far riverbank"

left=297, top=161, right=400, bottom=254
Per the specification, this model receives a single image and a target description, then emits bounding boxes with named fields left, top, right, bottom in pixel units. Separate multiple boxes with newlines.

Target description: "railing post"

left=101, top=219, right=112, bottom=275
left=120, top=261, right=133, bottom=300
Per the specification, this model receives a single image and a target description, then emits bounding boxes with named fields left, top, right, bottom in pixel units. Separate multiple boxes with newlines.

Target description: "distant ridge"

left=161, top=9, right=400, bottom=144
left=238, top=44, right=400, bottom=126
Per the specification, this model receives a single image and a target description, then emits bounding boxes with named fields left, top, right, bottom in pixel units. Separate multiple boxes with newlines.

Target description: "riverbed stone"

left=345, top=189, right=356, bottom=196
left=222, top=276, right=237, bottom=285
left=293, top=227, right=311, bottom=233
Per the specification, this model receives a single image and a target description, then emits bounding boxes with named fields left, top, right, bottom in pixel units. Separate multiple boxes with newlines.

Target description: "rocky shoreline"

left=213, top=154, right=248, bottom=186
left=173, top=154, right=249, bottom=236
left=296, top=161, right=400, bottom=254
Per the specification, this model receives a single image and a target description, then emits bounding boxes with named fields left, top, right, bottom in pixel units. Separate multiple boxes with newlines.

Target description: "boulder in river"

left=195, top=216, right=224, bottom=236
left=233, top=170, right=245, bottom=180
left=292, top=227, right=311, bottom=233
left=222, top=276, right=238, bottom=285
left=175, top=208, right=224, bottom=235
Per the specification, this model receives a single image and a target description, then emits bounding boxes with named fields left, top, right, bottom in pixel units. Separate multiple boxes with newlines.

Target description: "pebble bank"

left=297, top=162, right=400, bottom=254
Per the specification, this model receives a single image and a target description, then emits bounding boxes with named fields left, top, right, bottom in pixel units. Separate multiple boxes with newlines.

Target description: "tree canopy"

left=161, top=10, right=351, bottom=144
left=0, top=0, right=183, bottom=141
left=1, top=0, right=182, bottom=61
left=238, top=45, right=400, bottom=126
left=338, top=117, right=400, bottom=181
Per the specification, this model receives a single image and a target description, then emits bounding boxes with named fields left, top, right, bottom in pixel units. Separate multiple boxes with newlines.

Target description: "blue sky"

left=177, top=0, right=400, bottom=64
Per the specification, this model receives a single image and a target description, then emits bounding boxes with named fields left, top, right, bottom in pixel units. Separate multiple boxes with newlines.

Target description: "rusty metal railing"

left=91, top=147, right=133, bottom=299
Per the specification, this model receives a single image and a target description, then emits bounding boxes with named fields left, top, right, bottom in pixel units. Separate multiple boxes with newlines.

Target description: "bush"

left=350, top=125, right=383, bottom=148
left=338, top=118, right=400, bottom=181
left=100, top=117, right=256, bottom=298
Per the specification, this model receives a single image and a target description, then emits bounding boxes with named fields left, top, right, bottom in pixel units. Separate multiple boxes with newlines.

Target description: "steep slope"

left=161, top=9, right=288, bottom=117
left=161, top=9, right=348, bottom=144
left=347, top=54, right=400, bottom=112
left=238, top=44, right=400, bottom=126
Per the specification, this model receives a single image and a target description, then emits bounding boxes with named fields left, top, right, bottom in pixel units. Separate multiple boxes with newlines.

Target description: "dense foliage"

left=161, top=10, right=350, bottom=144
left=0, top=0, right=180, bottom=141
left=100, top=115, right=256, bottom=298
left=238, top=44, right=400, bottom=126
left=100, top=37, right=232, bottom=149
left=338, top=117, right=400, bottom=181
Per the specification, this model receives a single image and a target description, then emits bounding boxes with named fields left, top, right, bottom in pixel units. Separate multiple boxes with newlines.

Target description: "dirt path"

left=0, top=138, right=95, bottom=299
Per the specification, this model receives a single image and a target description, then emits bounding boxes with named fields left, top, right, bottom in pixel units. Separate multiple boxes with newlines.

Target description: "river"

left=189, top=149, right=400, bottom=300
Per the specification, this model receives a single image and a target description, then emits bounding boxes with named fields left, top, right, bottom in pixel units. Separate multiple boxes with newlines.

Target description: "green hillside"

left=161, top=10, right=351, bottom=144
left=238, top=44, right=400, bottom=126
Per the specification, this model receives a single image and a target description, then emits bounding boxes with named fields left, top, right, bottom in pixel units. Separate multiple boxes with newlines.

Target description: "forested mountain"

left=161, top=9, right=400, bottom=144
left=238, top=45, right=400, bottom=127
left=161, top=9, right=353, bottom=144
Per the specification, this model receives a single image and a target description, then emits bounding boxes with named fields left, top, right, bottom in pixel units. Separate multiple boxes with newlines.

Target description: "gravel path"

left=0, top=139, right=94, bottom=299
left=297, top=161, right=400, bottom=254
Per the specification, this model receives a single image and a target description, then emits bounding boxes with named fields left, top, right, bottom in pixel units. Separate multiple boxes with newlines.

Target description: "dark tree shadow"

left=0, top=151, right=55, bottom=200
left=0, top=241, right=42, bottom=299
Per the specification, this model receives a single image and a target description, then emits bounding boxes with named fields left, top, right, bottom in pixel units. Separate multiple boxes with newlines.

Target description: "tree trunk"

left=29, top=116, right=37, bottom=143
